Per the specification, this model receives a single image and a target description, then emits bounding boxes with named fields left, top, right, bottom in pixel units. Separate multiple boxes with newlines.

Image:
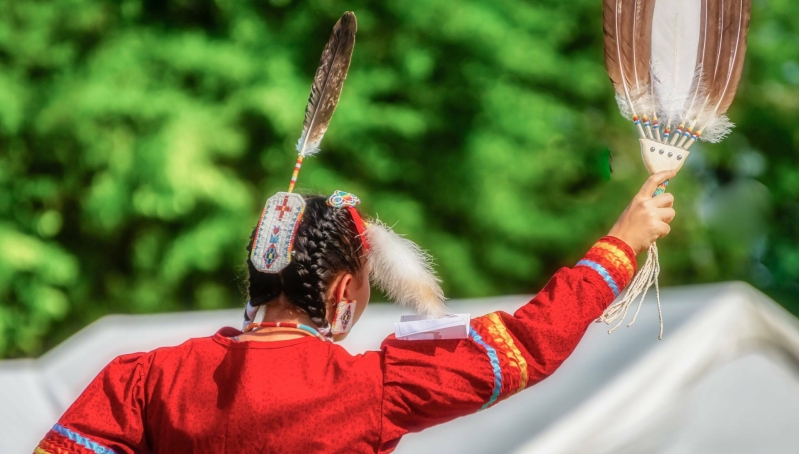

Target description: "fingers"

left=650, top=192, right=674, bottom=208
left=638, top=170, right=677, bottom=199
left=657, top=222, right=671, bottom=238
left=657, top=207, right=676, bottom=223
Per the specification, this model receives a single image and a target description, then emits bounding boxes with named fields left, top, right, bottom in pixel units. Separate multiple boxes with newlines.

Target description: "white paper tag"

left=394, top=314, right=470, bottom=340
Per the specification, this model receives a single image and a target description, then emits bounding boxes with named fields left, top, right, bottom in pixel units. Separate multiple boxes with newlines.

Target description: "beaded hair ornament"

left=601, top=0, right=751, bottom=338
left=249, top=12, right=447, bottom=322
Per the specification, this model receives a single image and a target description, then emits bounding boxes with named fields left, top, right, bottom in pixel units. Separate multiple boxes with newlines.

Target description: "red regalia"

left=35, top=237, right=636, bottom=454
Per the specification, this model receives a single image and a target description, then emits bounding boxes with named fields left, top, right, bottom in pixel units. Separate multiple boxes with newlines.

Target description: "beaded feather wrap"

left=601, top=0, right=751, bottom=338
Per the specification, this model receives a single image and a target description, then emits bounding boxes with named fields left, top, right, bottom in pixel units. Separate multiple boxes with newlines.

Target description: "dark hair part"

left=246, top=195, right=364, bottom=327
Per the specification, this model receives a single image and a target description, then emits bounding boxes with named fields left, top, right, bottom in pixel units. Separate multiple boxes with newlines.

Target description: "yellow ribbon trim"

left=594, top=241, right=635, bottom=279
left=486, top=313, right=529, bottom=393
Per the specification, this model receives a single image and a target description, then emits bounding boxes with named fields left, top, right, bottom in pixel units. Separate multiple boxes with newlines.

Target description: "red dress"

left=35, top=237, right=635, bottom=454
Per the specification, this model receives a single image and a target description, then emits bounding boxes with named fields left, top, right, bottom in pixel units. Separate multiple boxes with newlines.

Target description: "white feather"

left=651, top=0, right=702, bottom=127
left=364, top=220, right=447, bottom=317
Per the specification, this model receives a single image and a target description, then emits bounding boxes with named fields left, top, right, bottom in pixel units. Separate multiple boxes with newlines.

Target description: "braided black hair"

left=246, top=195, right=365, bottom=327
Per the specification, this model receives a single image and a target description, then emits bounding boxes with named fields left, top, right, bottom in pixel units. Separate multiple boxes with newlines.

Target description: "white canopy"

left=2, top=282, right=798, bottom=453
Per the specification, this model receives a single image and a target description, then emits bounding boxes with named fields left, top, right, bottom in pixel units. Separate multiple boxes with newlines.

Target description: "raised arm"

left=378, top=171, right=675, bottom=451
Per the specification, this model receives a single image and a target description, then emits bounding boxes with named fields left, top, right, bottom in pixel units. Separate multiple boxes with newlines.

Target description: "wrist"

left=576, top=236, right=637, bottom=298
left=601, top=233, right=641, bottom=258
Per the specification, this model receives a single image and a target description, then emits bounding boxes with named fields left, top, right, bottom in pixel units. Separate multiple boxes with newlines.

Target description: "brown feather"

left=702, top=0, right=723, bottom=94
left=603, top=0, right=627, bottom=97
left=712, top=0, right=751, bottom=115
left=604, top=0, right=656, bottom=119
left=632, top=0, right=656, bottom=101
left=296, top=12, right=357, bottom=157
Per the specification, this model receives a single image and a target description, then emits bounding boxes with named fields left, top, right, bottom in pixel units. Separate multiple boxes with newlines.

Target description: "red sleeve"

left=35, top=353, right=151, bottom=454
left=378, top=236, right=636, bottom=452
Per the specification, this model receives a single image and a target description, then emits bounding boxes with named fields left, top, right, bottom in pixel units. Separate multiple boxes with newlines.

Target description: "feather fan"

left=607, top=0, right=749, bottom=149
left=600, top=0, right=751, bottom=338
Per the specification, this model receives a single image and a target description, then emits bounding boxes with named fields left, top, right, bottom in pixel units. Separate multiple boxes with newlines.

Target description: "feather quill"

left=296, top=12, right=357, bottom=157
left=604, top=0, right=656, bottom=137
left=365, top=221, right=447, bottom=317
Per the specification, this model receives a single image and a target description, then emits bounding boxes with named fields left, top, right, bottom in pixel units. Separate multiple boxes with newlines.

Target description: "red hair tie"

left=346, top=206, right=370, bottom=251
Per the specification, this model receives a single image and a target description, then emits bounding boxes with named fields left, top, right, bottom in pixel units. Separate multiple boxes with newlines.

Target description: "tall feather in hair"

left=364, top=220, right=447, bottom=317
left=288, top=12, right=357, bottom=192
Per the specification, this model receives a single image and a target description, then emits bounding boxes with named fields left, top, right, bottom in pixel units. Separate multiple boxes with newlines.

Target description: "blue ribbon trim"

left=576, top=259, right=620, bottom=297
left=469, top=327, right=503, bottom=410
left=52, top=424, right=115, bottom=454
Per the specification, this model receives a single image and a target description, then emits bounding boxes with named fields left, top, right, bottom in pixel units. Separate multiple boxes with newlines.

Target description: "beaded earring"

left=331, top=299, right=357, bottom=335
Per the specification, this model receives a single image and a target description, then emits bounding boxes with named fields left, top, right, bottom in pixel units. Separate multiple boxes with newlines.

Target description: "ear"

left=327, top=273, right=353, bottom=326
left=333, top=273, right=353, bottom=303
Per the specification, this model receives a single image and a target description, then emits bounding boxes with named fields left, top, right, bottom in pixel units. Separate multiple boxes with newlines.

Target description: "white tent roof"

left=2, top=282, right=798, bottom=453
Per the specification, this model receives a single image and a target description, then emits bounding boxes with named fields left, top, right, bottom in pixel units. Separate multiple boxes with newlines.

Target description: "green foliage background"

left=0, top=0, right=796, bottom=358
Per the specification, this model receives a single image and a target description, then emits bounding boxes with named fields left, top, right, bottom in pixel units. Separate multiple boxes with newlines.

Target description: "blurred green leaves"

left=0, top=0, right=795, bottom=358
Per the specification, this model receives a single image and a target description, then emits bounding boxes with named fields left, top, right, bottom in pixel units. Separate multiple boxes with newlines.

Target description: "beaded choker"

left=243, top=321, right=328, bottom=342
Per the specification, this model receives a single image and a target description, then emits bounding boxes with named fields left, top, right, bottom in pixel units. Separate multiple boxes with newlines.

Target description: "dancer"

left=35, top=11, right=676, bottom=454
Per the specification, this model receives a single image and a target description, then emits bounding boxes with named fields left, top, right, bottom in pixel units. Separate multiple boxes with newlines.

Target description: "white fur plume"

left=650, top=0, right=701, bottom=129
left=364, top=220, right=447, bottom=317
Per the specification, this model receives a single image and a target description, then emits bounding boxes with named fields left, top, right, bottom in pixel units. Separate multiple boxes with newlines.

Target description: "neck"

left=237, top=297, right=323, bottom=342
left=259, top=296, right=318, bottom=326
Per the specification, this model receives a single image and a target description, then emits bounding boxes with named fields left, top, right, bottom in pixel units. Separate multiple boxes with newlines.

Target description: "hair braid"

left=246, top=195, right=364, bottom=327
